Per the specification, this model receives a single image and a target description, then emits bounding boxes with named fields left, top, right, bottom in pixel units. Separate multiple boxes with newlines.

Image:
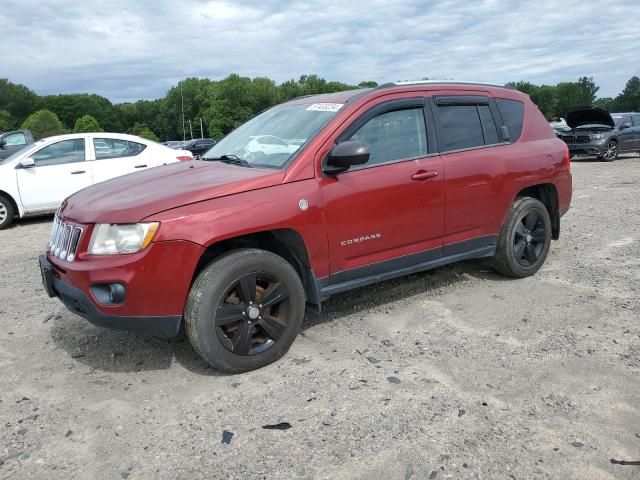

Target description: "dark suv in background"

left=557, top=107, right=640, bottom=161
left=0, top=129, right=34, bottom=160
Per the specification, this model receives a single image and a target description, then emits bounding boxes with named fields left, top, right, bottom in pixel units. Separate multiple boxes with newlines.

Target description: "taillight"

left=176, top=155, right=192, bottom=161
left=563, top=144, right=571, bottom=171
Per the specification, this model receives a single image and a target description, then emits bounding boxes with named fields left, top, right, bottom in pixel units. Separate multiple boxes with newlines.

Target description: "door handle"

left=134, top=164, right=148, bottom=168
left=70, top=170, right=86, bottom=175
left=411, top=170, right=438, bottom=181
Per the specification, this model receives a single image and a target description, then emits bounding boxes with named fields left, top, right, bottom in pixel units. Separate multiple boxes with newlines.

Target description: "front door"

left=617, top=115, right=635, bottom=152
left=16, top=138, right=92, bottom=211
left=319, top=98, right=445, bottom=285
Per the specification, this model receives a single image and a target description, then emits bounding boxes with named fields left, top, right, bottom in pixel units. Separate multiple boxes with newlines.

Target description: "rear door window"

left=632, top=115, right=640, bottom=127
left=435, top=105, right=485, bottom=152
left=94, top=138, right=146, bottom=159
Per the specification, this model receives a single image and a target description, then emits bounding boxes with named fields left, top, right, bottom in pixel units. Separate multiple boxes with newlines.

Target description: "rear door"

left=632, top=115, right=640, bottom=150
left=319, top=96, right=445, bottom=285
left=430, top=92, right=520, bottom=249
left=16, top=138, right=92, bottom=211
left=90, top=137, right=151, bottom=183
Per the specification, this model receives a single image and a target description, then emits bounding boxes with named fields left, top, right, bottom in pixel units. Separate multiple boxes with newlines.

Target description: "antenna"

left=200, top=118, right=204, bottom=138
left=188, top=119, right=193, bottom=140
left=180, top=82, right=186, bottom=142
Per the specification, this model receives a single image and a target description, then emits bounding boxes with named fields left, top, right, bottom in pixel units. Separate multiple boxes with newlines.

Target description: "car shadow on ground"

left=49, top=258, right=504, bottom=376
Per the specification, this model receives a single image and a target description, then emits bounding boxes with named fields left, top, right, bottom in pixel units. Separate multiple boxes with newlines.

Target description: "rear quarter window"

left=496, top=99, right=524, bottom=142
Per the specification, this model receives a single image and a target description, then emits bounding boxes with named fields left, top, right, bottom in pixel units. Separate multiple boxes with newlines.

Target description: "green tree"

left=0, top=109, right=11, bottom=131
left=358, top=81, right=379, bottom=89
left=21, top=109, right=65, bottom=139
left=74, top=114, right=102, bottom=133
left=0, top=79, right=38, bottom=127
left=610, top=76, right=640, bottom=112
left=39, top=93, right=123, bottom=132
left=131, top=123, right=159, bottom=141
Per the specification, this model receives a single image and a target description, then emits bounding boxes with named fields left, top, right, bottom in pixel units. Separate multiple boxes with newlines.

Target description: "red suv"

left=39, top=81, right=572, bottom=372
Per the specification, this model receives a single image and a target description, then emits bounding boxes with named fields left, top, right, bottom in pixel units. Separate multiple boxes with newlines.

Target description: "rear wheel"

left=598, top=141, right=618, bottom=161
left=185, top=248, right=305, bottom=372
left=491, top=197, right=552, bottom=278
left=0, top=195, right=15, bottom=230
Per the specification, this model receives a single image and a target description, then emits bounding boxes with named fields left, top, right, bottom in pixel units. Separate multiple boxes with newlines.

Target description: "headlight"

left=591, top=134, right=605, bottom=140
left=88, top=223, right=159, bottom=255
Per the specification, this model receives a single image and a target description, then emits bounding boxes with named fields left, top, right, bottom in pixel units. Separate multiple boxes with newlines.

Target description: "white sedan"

left=0, top=133, right=193, bottom=229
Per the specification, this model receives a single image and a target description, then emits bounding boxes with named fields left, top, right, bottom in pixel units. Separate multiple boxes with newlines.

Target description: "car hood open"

left=566, top=106, right=614, bottom=129
left=60, top=161, right=285, bottom=224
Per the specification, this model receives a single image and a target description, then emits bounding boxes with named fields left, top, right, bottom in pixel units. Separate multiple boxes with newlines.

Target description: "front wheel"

left=0, top=195, right=15, bottom=230
left=185, top=248, right=305, bottom=373
left=598, top=141, right=618, bottom=161
left=491, top=197, right=552, bottom=278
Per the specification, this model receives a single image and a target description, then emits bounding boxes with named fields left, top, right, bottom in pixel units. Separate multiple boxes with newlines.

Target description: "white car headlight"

left=88, top=223, right=159, bottom=255
left=591, top=134, right=605, bottom=140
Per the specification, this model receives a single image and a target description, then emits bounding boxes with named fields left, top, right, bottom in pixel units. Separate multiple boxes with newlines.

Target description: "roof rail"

left=376, top=80, right=515, bottom=90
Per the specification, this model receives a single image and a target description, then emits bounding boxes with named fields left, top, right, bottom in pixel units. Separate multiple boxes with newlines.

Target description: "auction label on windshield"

left=306, top=103, right=344, bottom=112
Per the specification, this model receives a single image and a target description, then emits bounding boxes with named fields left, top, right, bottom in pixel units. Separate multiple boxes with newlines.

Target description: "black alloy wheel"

left=513, top=210, right=546, bottom=267
left=215, top=272, right=290, bottom=356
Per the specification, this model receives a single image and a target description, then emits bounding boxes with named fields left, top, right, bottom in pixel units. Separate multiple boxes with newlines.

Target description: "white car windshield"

left=202, top=102, right=343, bottom=169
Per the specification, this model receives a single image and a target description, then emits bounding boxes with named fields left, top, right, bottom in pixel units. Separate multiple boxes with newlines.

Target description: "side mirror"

left=620, top=123, right=632, bottom=130
left=17, top=157, right=36, bottom=169
left=0, top=139, right=6, bottom=148
left=323, top=140, right=370, bottom=174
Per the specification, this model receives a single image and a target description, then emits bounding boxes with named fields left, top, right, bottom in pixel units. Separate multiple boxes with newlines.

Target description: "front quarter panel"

left=147, top=180, right=330, bottom=278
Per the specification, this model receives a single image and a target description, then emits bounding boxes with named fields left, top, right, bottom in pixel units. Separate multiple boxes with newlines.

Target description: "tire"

left=598, top=140, right=618, bottom=162
left=185, top=248, right=305, bottom=373
left=0, top=195, right=15, bottom=230
left=491, top=197, right=552, bottom=278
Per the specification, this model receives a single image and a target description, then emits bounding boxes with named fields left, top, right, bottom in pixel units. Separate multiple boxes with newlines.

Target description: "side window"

left=436, top=105, right=485, bottom=152
left=495, top=98, right=524, bottom=141
left=347, top=108, right=427, bottom=166
left=3, top=133, right=27, bottom=146
left=31, top=139, right=86, bottom=166
left=94, top=138, right=146, bottom=159
left=633, top=115, right=640, bottom=127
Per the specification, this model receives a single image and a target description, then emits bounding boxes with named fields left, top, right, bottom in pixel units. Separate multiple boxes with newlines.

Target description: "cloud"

left=1, top=0, right=638, bottom=102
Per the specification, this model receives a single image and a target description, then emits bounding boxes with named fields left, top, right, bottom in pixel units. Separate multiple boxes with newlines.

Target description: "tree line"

left=1, top=74, right=639, bottom=141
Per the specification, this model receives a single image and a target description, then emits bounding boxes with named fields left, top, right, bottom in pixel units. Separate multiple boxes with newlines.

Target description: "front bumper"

left=39, top=238, right=204, bottom=337
left=564, top=140, right=606, bottom=156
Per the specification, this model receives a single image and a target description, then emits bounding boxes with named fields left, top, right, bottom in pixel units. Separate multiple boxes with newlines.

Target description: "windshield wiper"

left=205, top=154, right=252, bottom=168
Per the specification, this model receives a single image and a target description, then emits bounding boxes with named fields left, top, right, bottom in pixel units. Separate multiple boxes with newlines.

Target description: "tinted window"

left=3, top=133, right=27, bottom=146
left=496, top=99, right=524, bottom=141
left=348, top=108, right=427, bottom=166
left=436, top=105, right=485, bottom=151
left=94, top=138, right=146, bottom=159
left=478, top=105, right=500, bottom=145
left=631, top=116, right=640, bottom=127
left=31, top=139, right=86, bottom=166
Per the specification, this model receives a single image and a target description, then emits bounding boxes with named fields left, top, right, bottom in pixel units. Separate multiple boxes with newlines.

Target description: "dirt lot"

left=1, top=155, right=639, bottom=480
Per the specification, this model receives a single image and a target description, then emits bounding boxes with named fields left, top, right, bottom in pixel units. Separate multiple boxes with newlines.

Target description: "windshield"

left=202, top=102, right=343, bottom=168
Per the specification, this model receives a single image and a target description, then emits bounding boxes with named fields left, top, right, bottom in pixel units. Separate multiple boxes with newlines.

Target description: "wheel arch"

left=192, top=228, right=321, bottom=306
left=515, top=183, right=560, bottom=240
left=0, top=190, right=20, bottom=218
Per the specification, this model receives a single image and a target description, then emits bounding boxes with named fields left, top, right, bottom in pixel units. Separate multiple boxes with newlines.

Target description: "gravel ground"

left=1, top=154, right=639, bottom=480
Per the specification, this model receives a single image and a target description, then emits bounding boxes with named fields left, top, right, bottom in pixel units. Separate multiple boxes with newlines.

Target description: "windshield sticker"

left=306, top=103, right=344, bottom=112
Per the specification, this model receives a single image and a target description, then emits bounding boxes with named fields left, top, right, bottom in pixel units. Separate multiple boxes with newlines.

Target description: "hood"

left=61, top=161, right=285, bottom=224
left=566, top=106, right=614, bottom=129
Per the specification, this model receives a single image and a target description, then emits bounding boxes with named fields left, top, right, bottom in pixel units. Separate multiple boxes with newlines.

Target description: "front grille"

left=559, top=134, right=591, bottom=144
left=48, top=216, right=83, bottom=262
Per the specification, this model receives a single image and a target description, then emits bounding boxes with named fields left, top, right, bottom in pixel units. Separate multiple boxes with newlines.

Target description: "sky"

left=2, top=0, right=639, bottom=104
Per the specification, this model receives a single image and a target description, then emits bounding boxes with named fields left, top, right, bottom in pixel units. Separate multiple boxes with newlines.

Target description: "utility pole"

left=200, top=118, right=204, bottom=139
left=188, top=119, right=193, bottom=140
left=180, top=82, right=186, bottom=142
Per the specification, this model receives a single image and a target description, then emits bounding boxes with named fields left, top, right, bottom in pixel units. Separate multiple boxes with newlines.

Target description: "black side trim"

left=442, top=235, right=497, bottom=257
left=52, top=277, right=181, bottom=338
left=320, top=236, right=497, bottom=299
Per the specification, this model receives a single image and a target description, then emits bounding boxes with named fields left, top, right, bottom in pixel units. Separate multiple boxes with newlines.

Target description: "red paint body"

left=48, top=84, right=572, bottom=319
